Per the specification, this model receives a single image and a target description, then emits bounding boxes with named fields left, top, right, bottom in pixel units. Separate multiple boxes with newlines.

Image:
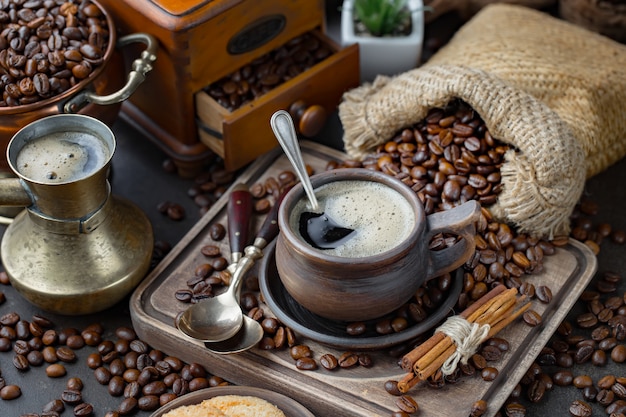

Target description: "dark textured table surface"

left=2, top=5, right=626, bottom=417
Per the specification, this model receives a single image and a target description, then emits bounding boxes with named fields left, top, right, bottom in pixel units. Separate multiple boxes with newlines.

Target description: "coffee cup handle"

left=424, top=200, right=481, bottom=279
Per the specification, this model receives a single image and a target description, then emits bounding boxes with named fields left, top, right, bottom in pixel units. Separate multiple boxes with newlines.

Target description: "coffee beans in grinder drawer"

left=203, top=32, right=332, bottom=112
left=0, top=0, right=110, bottom=107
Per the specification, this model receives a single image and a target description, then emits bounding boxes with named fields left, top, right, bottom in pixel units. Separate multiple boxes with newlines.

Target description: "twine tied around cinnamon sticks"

left=435, top=316, right=490, bottom=376
left=397, top=284, right=531, bottom=393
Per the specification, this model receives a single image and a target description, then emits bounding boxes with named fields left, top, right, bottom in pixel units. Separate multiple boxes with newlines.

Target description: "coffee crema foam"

left=16, top=132, right=109, bottom=183
left=290, top=180, right=416, bottom=257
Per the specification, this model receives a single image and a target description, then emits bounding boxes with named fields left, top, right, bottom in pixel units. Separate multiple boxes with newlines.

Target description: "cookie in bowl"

left=163, top=394, right=286, bottom=417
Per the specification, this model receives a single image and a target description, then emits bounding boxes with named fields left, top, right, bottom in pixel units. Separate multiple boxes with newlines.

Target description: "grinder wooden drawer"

left=195, top=31, right=359, bottom=172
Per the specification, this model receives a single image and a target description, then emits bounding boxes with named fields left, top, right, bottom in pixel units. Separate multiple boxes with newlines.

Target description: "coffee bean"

left=613, top=382, right=626, bottom=399
left=66, top=334, right=85, bottom=349
left=46, top=363, right=67, bottom=378
left=56, top=346, right=77, bottom=363
left=471, top=353, right=487, bottom=370
left=67, top=377, right=84, bottom=391
left=470, top=399, right=488, bottom=417
left=536, top=285, right=553, bottom=303
left=612, top=344, right=626, bottom=362
left=577, top=312, right=599, bottom=329
left=200, top=245, right=221, bottom=257
left=573, top=375, right=594, bottom=388
left=597, top=388, right=615, bottom=405
left=486, top=337, right=510, bottom=352
left=592, top=349, right=607, bottom=365
left=0, top=312, right=20, bottom=326
left=143, top=380, right=168, bottom=396
left=118, top=397, right=138, bottom=415
left=13, top=353, right=30, bottom=371
left=575, top=345, right=595, bottom=364
left=208, top=223, right=226, bottom=241
left=395, top=395, right=419, bottom=413
left=338, top=352, right=359, bottom=368
left=124, top=381, right=141, bottom=399
left=384, top=380, right=402, bottom=396
left=358, top=353, right=373, bottom=367
left=43, top=399, right=65, bottom=413
left=606, top=400, right=626, bottom=415
left=0, top=384, right=21, bottom=400
left=481, top=367, right=498, bottom=381
left=346, top=321, right=367, bottom=336
left=504, top=402, right=526, bottom=417
left=106, top=375, right=124, bottom=397
left=320, top=353, right=339, bottom=370
left=523, top=310, right=542, bottom=327
left=74, top=402, right=94, bottom=416
left=94, top=366, right=112, bottom=384
left=481, top=345, right=502, bottom=362
left=61, top=389, right=82, bottom=404
left=289, top=345, right=312, bottom=360
left=138, top=395, right=160, bottom=411
left=569, top=399, right=592, bottom=417
left=600, top=337, right=619, bottom=351
left=295, top=357, right=317, bottom=371
left=527, top=379, right=546, bottom=403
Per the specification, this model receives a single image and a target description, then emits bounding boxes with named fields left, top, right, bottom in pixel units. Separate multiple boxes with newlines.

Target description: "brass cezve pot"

left=0, top=0, right=158, bottom=173
left=0, top=114, right=154, bottom=315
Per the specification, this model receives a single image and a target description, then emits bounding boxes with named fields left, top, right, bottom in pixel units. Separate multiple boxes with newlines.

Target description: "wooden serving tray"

left=130, top=141, right=597, bottom=417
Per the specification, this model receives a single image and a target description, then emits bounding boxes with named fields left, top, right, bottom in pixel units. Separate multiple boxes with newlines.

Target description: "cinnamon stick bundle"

left=398, top=284, right=531, bottom=393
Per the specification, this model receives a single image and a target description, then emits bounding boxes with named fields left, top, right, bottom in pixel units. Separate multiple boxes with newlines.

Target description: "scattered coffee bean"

left=206, top=223, right=226, bottom=241
left=0, top=384, right=21, bottom=400
left=46, top=363, right=67, bottom=378
left=395, top=395, right=419, bottom=414
left=320, top=353, right=339, bottom=370
left=569, top=399, right=592, bottom=417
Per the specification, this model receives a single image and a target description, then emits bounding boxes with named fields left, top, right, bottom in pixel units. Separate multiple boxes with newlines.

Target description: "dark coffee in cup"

left=289, top=180, right=416, bottom=257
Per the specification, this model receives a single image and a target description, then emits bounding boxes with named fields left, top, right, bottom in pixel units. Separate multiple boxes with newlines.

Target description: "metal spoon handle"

left=270, top=110, right=320, bottom=212
left=255, top=184, right=291, bottom=248
left=225, top=251, right=258, bottom=302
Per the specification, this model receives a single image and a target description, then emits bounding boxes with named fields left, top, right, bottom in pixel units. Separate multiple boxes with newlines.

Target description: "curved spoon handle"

left=270, top=110, right=320, bottom=212
left=255, top=184, right=291, bottom=247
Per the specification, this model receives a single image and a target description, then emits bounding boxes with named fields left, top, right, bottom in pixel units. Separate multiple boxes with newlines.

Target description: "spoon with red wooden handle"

left=204, top=187, right=289, bottom=354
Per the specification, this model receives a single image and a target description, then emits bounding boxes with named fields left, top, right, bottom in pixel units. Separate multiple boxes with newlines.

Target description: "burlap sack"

left=424, top=0, right=555, bottom=22
left=338, top=4, right=626, bottom=238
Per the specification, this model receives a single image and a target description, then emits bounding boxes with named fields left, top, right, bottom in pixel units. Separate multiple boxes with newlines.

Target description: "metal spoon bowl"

left=175, top=255, right=252, bottom=342
left=175, top=177, right=287, bottom=350
left=204, top=314, right=264, bottom=354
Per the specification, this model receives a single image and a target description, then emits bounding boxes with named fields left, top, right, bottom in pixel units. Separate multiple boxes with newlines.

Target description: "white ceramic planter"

left=341, top=0, right=424, bottom=83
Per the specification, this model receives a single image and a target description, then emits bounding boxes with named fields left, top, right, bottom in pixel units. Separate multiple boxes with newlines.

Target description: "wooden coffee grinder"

left=98, top=0, right=360, bottom=175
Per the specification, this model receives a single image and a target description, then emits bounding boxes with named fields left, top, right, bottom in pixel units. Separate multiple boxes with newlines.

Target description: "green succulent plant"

left=353, top=0, right=411, bottom=37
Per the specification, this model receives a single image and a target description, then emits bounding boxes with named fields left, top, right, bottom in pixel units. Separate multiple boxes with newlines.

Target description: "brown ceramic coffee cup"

left=275, top=168, right=480, bottom=322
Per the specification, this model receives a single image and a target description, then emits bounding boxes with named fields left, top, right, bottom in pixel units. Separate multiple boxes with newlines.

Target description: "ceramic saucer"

left=258, top=239, right=463, bottom=350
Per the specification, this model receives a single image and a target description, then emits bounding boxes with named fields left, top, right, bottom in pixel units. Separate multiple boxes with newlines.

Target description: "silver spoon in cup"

left=270, top=110, right=355, bottom=250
